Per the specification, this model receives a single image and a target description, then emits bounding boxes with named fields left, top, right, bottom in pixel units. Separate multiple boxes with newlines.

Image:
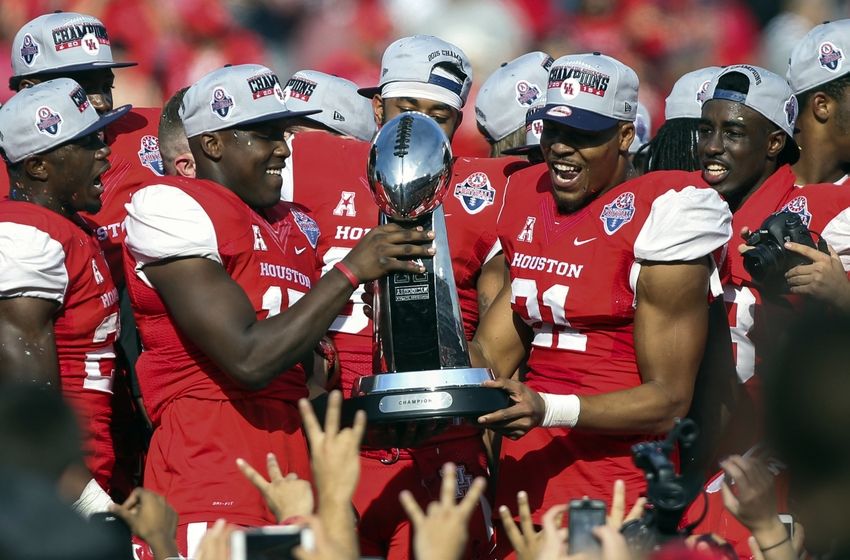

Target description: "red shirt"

left=0, top=201, right=120, bottom=489
left=123, top=177, right=317, bottom=425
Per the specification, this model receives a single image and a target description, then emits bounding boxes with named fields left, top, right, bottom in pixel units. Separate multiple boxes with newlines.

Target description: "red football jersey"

left=79, top=107, right=163, bottom=287
left=0, top=201, right=120, bottom=489
left=721, top=165, right=850, bottom=397
left=287, top=130, right=525, bottom=393
left=496, top=168, right=732, bottom=521
left=123, top=177, right=316, bottom=425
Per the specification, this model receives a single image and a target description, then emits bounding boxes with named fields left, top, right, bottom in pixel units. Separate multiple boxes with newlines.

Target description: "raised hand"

left=109, top=488, right=178, bottom=560
left=341, top=223, right=435, bottom=283
left=236, top=452, right=314, bottom=523
left=400, top=462, right=487, bottom=560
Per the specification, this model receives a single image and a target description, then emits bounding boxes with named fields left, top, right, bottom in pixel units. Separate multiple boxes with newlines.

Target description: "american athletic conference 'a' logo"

left=20, top=34, right=40, bottom=67
left=600, top=192, right=636, bottom=235
left=515, top=80, right=542, bottom=107
left=35, top=106, right=62, bottom=136
left=819, top=42, right=844, bottom=72
left=454, top=172, right=496, bottom=215
left=782, top=196, right=812, bottom=227
left=210, top=87, right=234, bottom=119
left=137, top=135, right=164, bottom=176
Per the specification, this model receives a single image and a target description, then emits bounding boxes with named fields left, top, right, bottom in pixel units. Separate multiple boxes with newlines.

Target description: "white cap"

left=283, top=70, right=376, bottom=141
left=358, top=35, right=472, bottom=109
left=180, top=64, right=320, bottom=138
left=706, top=64, right=798, bottom=138
left=664, top=66, right=721, bottom=120
left=787, top=19, right=850, bottom=94
left=0, top=78, right=129, bottom=163
left=629, top=102, right=652, bottom=154
left=501, top=104, right=545, bottom=157
left=542, top=52, right=638, bottom=131
left=475, top=52, right=553, bottom=141
left=12, top=12, right=136, bottom=78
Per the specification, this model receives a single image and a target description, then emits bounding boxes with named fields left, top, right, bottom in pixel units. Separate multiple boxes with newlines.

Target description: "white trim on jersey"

left=483, top=239, right=502, bottom=264
left=820, top=206, right=850, bottom=271
left=634, top=186, right=732, bottom=262
left=124, top=184, right=222, bottom=288
left=280, top=134, right=295, bottom=202
left=0, top=222, right=68, bottom=303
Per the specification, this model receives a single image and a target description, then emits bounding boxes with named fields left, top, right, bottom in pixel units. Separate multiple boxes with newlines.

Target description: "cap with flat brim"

left=540, top=104, right=620, bottom=131
left=69, top=103, right=132, bottom=140
left=18, top=60, right=138, bottom=78
left=502, top=144, right=542, bottom=156
left=226, top=108, right=321, bottom=130
left=357, top=86, right=380, bottom=99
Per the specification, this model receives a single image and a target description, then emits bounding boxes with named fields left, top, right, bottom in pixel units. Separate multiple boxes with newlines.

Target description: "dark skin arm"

left=478, top=259, right=710, bottom=437
left=476, top=253, right=506, bottom=320
left=142, top=224, right=434, bottom=390
left=0, top=297, right=60, bottom=384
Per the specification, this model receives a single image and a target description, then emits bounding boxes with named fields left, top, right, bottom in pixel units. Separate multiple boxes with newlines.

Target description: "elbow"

left=646, top=396, right=693, bottom=435
left=223, top=362, right=275, bottom=391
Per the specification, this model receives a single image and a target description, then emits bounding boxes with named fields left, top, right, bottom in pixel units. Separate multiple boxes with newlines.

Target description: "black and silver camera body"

left=743, top=211, right=823, bottom=290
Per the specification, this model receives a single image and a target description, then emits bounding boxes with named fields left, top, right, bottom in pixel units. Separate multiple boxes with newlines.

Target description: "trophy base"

left=312, top=368, right=510, bottom=448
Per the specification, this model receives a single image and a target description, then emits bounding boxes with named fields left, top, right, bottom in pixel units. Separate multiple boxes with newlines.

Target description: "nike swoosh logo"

left=573, top=237, right=596, bottom=246
left=295, top=247, right=307, bottom=254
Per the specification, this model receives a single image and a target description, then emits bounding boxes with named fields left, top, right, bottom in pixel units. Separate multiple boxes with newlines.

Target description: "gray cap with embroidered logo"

left=664, top=66, right=721, bottom=120
left=542, top=52, right=638, bottom=131
left=180, top=64, right=320, bottom=138
left=358, top=35, right=473, bottom=108
left=283, top=70, right=376, bottom=141
left=12, top=12, right=137, bottom=78
left=0, top=77, right=130, bottom=163
left=787, top=19, right=850, bottom=94
left=475, top=51, right=553, bottom=142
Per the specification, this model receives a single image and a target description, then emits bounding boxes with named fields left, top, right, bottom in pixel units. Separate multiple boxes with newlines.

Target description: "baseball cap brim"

left=502, top=144, right=542, bottom=156
left=357, top=86, right=380, bottom=99
left=540, top=104, right=620, bottom=131
left=16, top=60, right=138, bottom=78
left=70, top=103, right=132, bottom=141
left=230, top=108, right=322, bottom=130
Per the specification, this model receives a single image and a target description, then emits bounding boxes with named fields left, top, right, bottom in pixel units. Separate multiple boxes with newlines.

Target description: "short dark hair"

left=796, top=72, right=850, bottom=109
left=158, top=86, right=191, bottom=173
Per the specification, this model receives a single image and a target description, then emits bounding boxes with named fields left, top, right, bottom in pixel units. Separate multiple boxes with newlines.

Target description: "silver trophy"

left=339, top=112, right=508, bottom=443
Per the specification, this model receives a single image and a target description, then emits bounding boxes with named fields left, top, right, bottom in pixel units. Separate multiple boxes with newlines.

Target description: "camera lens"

left=743, top=243, right=784, bottom=282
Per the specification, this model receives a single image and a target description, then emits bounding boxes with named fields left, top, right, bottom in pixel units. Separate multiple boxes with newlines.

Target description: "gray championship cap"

left=0, top=77, right=130, bottom=163
left=787, top=19, right=850, bottom=95
left=358, top=35, right=472, bottom=109
left=283, top=70, right=376, bottom=141
left=475, top=51, right=553, bottom=142
left=542, top=53, right=638, bottom=131
left=501, top=104, right=544, bottom=156
left=12, top=12, right=137, bottom=78
left=705, top=64, right=799, bottom=162
left=629, top=101, right=652, bottom=153
left=181, top=64, right=321, bottom=138
left=664, top=66, right=721, bottom=120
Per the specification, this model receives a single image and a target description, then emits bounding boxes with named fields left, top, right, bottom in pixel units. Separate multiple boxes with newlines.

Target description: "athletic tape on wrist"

left=540, top=393, right=581, bottom=428
left=72, top=478, right=114, bottom=518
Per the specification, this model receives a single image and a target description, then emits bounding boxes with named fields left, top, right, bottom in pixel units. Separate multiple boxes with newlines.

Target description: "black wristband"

left=760, top=536, right=790, bottom=553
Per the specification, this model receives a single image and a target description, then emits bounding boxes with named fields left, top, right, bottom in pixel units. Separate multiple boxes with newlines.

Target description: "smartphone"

left=568, top=498, right=607, bottom=555
left=230, top=526, right=314, bottom=560
left=778, top=514, right=794, bottom=539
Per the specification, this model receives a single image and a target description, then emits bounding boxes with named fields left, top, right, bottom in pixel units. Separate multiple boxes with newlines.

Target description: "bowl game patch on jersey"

left=453, top=172, right=495, bottom=215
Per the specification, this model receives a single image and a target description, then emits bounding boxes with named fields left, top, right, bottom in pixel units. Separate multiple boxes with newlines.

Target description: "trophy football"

left=338, top=112, right=508, bottom=444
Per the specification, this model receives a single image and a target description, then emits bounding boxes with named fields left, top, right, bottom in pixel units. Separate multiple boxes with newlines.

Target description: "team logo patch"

left=517, top=216, right=536, bottom=242
left=52, top=22, right=109, bottom=52
left=547, top=105, right=572, bottom=118
left=696, top=79, right=711, bottom=104
left=527, top=118, right=543, bottom=141
left=548, top=65, right=610, bottom=97
left=782, top=196, right=812, bottom=226
left=819, top=41, right=844, bottom=72
left=210, top=87, right=234, bottom=119
left=35, top=106, right=62, bottom=136
left=600, top=192, right=636, bottom=235
left=69, top=85, right=90, bottom=112
left=454, top=172, right=495, bottom=215
left=137, top=135, right=164, bottom=176
left=515, top=80, right=542, bottom=106
left=19, top=33, right=40, bottom=66
left=283, top=76, right=317, bottom=102
left=785, top=95, right=798, bottom=127
left=292, top=208, right=320, bottom=249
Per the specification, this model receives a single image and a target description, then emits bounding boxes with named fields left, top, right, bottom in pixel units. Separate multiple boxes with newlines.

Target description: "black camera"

left=620, top=419, right=701, bottom=551
left=743, top=211, right=822, bottom=288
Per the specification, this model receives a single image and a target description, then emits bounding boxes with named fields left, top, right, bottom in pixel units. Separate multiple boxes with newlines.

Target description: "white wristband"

left=72, top=478, right=114, bottom=518
left=540, top=393, right=581, bottom=428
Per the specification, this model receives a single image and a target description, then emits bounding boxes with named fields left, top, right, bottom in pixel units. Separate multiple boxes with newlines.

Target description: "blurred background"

left=3, top=0, right=849, bottom=156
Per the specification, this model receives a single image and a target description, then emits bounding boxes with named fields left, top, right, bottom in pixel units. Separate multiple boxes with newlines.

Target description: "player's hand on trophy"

left=476, top=378, right=546, bottom=439
left=341, top=223, right=435, bottom=283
